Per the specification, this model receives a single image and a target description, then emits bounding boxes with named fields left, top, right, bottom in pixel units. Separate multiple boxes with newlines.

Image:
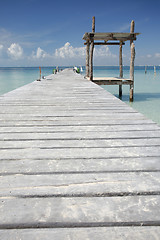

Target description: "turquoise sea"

left=93, top=66, right=160, bottom=126
left=0, top=66, right=160, bottom=125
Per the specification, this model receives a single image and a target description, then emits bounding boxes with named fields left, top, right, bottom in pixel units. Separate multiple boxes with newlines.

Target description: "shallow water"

left=0, top=67, right=59, bottom=96
left=0, top=66, right=160, bottom=125
left=93, top=66, right=160, bottom=125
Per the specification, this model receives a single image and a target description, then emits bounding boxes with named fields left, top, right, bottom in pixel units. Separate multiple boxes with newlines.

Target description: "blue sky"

left=0, top=0, right=160, bottom=66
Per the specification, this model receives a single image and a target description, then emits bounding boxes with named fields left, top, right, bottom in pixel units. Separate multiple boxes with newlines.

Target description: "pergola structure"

left=83, top=17, right=140, bottom=101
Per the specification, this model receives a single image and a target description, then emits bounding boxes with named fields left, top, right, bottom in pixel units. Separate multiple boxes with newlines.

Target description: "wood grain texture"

left=0, top=69, right=160, bottom=239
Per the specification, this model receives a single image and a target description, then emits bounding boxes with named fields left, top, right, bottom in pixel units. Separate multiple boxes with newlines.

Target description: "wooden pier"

left=0, top=69, right=160, bottom=239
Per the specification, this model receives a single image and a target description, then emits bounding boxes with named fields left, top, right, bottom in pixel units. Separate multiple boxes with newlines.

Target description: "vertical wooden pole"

left=89, top=16, right=95, bottom=80
left=92, top=16, right=95, bottom=32
left=39, top=66, right=41, bottom=80
left=86, top=41, right=90, bottom=78
left=119, top=41, right=123, bottom=97
left=89, top=42, right=94, bottom=80
left=130, top=20, right=135, bottom=101
left=145, top=65, right=147, bottom=74
left=119, top=42, right=123, bottom=78
left=130, top=20, right=135, bottom=46
left=130, top=42, right=135, bottom=101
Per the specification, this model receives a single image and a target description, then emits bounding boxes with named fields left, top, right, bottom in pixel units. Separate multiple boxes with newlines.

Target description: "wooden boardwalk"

left=0, top=69, right=160, bottom=239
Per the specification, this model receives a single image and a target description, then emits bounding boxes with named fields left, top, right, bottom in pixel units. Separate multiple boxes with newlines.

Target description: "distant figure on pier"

left=73, top=66, right=80, bottom=74
left=73, top=66, right=77, bottom=72
left=76, top=67, right=80, bottom=73
left=53, top=69, right=57, bottom=74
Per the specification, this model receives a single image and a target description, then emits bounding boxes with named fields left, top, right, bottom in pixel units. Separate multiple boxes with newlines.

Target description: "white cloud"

left=0, top=44, right=4, bottom=56
left=94, top=46, right=116, bottom=58
left=54, top=42, right=117, bottom=61
left=155, top=53, right=160, bottom=58
left=55, top=42, right=85, bottom=59
left=32, top=47, right=48, bottom=59
left=7, top=43, right=23, bottom=59
left=147, top=54, right=152, bottom=58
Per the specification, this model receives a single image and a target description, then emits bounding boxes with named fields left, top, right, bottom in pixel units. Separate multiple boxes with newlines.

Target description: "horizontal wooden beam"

left=83, top=32, right=140, bottom=41
left=91, top=80, right=133, bottom=86
left=84, top=42, right=125, bottom=46
left=93, top=37, right=137, bottom=41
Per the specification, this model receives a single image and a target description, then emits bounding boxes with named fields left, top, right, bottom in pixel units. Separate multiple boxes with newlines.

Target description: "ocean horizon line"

left=0, top=65, right=160, bottom=69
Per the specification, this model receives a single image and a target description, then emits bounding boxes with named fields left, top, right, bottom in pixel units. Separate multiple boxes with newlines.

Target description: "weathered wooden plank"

left=1, top=227, right=160, bottom=240
left=85, top=42, right=125, bottom=45
left=0, top=172, right=160, bottom=197
left=92, top=80, right=133, bottom=85
left=0, top=135, right=160, bottom=150
left=0, top=113, right=151, bottom=121
left=0, top=105, right=139, bottom=112
left=0, top=119, right=156, bottom=127
left=0, top=124, right=159, bottom=133
left=0, top=131, right=160, bottom=140
left=0, top=109, right=142, bottom=115
left=0, top=146, right=160, bottom=160
left=0, top=138, right=160, bottom=149
left=1, top=157, right=159, bottom=174
left=0, top=112, right=145, bottom=118
left=82, top=32, right=140, bottom=41
left=0, top=196, right=160, bottom=228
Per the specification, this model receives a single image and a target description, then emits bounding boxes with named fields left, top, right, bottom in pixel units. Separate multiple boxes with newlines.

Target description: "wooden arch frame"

left=83, top=17, right=140, bottom=101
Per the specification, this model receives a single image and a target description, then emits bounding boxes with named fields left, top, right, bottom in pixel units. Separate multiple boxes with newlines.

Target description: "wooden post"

left=130, top=20, right=135, bottom=101
left=39, top=66, right=41, bottom=80
left=145, top=65, right=147, bottom=74
left=92, top=16, right=95, bottom=32
left=130, top=20, right=135, bottom=46
left=119, top=42, right=123, bottom=78
left=130, top=42, right=135, bottom=101
left=89, top=16, right=95, bottom=80
left=86, top=41, right=90, bottom=78
left=119, top=41, right=123, bottom=97
left=89, top=41, right=94, bottom=80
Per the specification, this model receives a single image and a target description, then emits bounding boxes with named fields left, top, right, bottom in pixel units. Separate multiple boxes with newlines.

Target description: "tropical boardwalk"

left=0, top=69, right=160, bottom=239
